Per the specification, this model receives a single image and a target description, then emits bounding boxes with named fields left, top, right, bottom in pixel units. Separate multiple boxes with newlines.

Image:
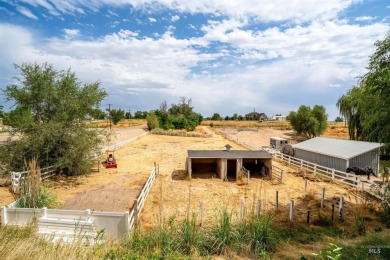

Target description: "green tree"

left=232, top=113, right=238, bottom=120
left=211, top=113, right=222, bottom=121
left=0, top=62, right=107, bottom=174
left=337, top=31, right=390, bottom=144
left=287, top=105, right=328, bottom=139
left=125, top=111, right=132, bottom=119
left=146, top=112, right=159, bottom=130
left=334, top=116, right=344, bottom=122
left=90, top=108, right=106, bottom=120
left=0, top=105, right=4, bottom=118
left=134, top=111, right=143, bottom=119
left=110, top=109, right=125, bottom=125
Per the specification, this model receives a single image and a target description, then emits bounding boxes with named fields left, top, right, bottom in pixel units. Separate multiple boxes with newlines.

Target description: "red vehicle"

left=105, top=150, right=117, bottom=168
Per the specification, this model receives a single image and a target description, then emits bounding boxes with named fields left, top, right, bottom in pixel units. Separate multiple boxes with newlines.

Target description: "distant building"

left=245, top=112, right=268, bottom=121
left=272, top=115, right=287, bottom=121
left=292, top=137, right=382, bottom=173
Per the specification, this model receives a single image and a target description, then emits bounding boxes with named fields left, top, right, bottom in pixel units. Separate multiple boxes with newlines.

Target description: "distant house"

left=272, top=115, right=287, bottom=121
left=245, top=112, right=268, bottom=121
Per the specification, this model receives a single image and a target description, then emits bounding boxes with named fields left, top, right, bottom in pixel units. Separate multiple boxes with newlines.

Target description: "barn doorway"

left=191, top=158, right=217, bottom=178
left=227, top=159, right=237, bottom=180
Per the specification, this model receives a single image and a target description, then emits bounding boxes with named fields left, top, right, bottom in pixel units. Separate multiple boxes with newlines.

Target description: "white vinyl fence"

left=273, top=152, right=383, bottom=200
left=2, top=164, right=158, bottom=241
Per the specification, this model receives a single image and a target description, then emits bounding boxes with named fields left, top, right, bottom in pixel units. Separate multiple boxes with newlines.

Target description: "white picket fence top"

left=2, top=164, right=158, bottom=241
left=10, top=131, right=149, bottom=192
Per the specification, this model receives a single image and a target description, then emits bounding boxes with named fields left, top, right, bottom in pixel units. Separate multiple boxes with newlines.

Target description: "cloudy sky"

left=0, top=0, right=389, bottom=119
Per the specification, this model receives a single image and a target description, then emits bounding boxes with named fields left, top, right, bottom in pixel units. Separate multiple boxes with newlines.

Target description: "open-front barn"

left=292, top=137, right=382, bottom=173
left=187, top=145, right=272, bottom=180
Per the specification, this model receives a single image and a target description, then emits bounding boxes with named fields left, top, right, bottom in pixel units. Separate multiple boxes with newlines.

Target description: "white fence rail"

left=2, top=164, right=158, bottom=240
left=273, top=152, right=383, bottom=200
left=96, top=132, right=148, bottom=158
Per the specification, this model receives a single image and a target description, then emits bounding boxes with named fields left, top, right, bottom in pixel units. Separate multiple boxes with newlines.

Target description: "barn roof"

left=188, top=150, right=272, bottom=159
left=292, top=137, right=382, bottom=160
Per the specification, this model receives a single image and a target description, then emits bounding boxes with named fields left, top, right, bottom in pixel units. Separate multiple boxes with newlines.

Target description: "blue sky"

left=0, top=0, right=389, bottom=119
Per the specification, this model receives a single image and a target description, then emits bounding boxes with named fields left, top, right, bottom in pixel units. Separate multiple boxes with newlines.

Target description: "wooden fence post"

left=338, top=197, right=344, bottom=222
left=1, top=207, right=7, bottom=226
left=276, top=191, right=279, bottom=209
left=134, top=199, right=139, bottom=225
left=281, top=170, right=285, bottom=184
left=240, top=199, right=244, bottom=221
left=257, top=200, right=261, bottom=219
left=304, top=179, right=308, bottom=197
left=307, top=210, right=310, bottom=224
left=314, top=164, right=317, bottom=174
left=300, top=159, right=303, bottom=169
left=154, top=162, right=157, bottom=176
left=321, top=188, right=325, bottom=208
left=200, top=202, right=204, bottom=227
left=288, top=156, right=291, bottom=166
left=289, top=200, right=294, bottom=222
left=332, top=169, right=335, bottom=181
left=98, top=160, right=102, bottom=173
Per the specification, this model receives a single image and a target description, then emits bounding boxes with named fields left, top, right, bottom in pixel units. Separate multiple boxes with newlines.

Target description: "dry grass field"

left=1, top=124, right=387, bottom=259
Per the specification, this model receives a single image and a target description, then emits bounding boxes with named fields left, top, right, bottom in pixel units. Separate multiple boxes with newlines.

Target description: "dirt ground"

left=1, top=125, right=364, bottom=228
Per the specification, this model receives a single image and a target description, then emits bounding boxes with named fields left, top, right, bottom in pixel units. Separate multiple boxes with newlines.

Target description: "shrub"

left=146, top=112, right=159, bottom=130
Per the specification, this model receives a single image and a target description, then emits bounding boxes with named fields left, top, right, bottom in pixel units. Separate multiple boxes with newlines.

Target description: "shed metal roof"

left=292, top=137, right=382, bottom=160
left=188, top=150, right=272, bottom=159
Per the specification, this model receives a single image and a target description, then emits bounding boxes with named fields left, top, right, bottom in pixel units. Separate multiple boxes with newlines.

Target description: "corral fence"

left=197, top=186, right=357, bottom=227
left=10, top=131, right=149, bottom=192
left=272, top=152, right=384, bottom=201
left=1, top=164, right=159, bottom=241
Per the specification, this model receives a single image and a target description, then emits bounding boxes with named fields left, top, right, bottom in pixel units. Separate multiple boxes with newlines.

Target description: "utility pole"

left=108, top=103, right=112, bottom=129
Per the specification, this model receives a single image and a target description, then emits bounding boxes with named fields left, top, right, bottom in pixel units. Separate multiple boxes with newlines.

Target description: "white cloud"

left=355, top=16, right=376, bottom=21
left=63, top=28, right=80, bottom=39
left=171, top=15, right=180, bottom=22
left=16, top=0, right=360, bottom=23
left=149, top=17, right=157, bottom=22
left=16, top=5, right=38, bottom=20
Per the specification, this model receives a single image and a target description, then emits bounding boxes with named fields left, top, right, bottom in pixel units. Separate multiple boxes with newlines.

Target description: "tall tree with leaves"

left=287, top=105, right=328, bottom=139
left=0, top=63, right=108, bottom=174
left=110, top=109, right=125, bottom=125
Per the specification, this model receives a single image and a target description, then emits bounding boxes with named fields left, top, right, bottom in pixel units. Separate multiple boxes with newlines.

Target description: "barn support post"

left=321, top=188, right=325, bottom=208
left=257, top=200, right=261, bottom=219
left=338, top=197, right=344, bottom=222
left=134, top=199, right=139, bottom=226
left=1, top=207, right=7, bottom=226
left=304, top=179, right=307, bottom=197
left=240, top=199, right=244, bottom=221
left=289, top=200, right=294, bottom=222
left=281, top=170, right=285, bottom=184
left=200, top=202, right=204, bottom=227
left=247, top=170, right=250, bottom=185
left=276, top=191, right=279, bottom=209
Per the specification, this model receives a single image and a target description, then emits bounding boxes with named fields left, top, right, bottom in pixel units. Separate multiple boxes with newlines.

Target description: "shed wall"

left=294, top=149, right=347, bottom=172
left=349, top=149, right=380, bottom=173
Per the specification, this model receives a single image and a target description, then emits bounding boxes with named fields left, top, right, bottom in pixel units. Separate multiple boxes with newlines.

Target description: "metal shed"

left=187, top=146, right=272, bottom=181
left=292, top=137, right=382, bottom=173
